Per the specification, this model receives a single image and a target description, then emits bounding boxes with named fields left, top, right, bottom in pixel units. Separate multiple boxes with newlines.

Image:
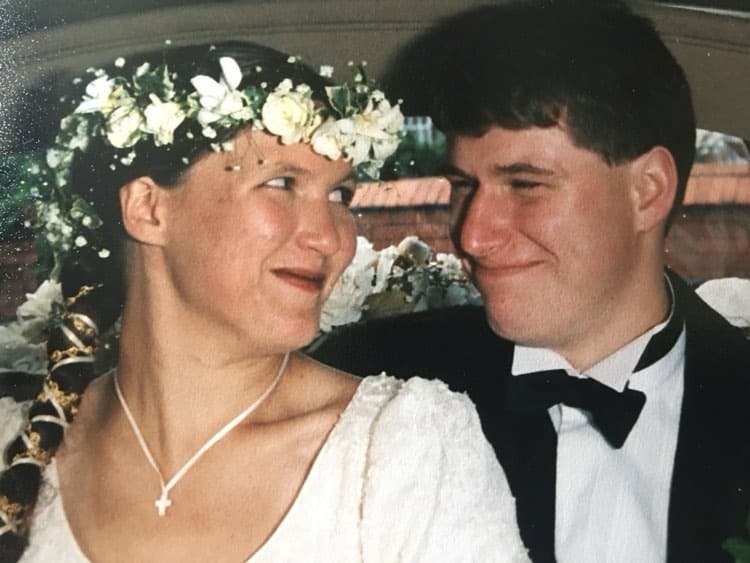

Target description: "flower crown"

left=25, top=52, right=404, bottom=279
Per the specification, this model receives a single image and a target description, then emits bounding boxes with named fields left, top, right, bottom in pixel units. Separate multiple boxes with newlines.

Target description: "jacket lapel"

left=666, top=274, right=750, bottom=562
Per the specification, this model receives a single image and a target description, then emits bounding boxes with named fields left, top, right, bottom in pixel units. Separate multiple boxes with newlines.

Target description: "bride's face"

left=157, top=130, right=357, bottom=352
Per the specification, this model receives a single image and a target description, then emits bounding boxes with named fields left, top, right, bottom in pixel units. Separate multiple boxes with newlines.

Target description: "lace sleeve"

left=0, top=397, right=31, bottom=471
left=360, top=377, right=529, bottom=563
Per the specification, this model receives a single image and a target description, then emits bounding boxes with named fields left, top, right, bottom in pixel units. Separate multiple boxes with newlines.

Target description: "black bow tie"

left=505, top=371, right=645, bottom=448
left=505, top=288, right=684, bottom=448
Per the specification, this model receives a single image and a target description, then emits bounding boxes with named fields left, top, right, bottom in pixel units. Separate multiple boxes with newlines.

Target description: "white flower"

left=345, top=132, right=373, bottom=167
left=332, top=96, right=404, bottom=166
left=75, top=76, right=115, bottom=113
left=74, top=235, right=87, bottom=247
left=373, top=245, right=399, bottom=293
left=16, top=281, right=62, bottom=323
left=310, top=119, right=343, bottom=160
left=120, top=151, right=136, bottom=166
left=98, top=248, right=111, bottom=259
left=397, top=235, right=432, bottom=266
left=696, top=277, right=750, bottom=327
left=0, top=323, right=48, bottom=374
left=261, top=85, right=317, bottom=144
left=106, top=103, right=144, bottom=148
left=320, top=237, right=378, bottom=332
left=190, top=56, right=252, bottom=126
left=59, top=114, right=90, bottom=151
left=142, top=94, right=186, bottom=145
left=435, top=252, right=465, bottom=277
left=46, top=147, right=73, bottom=170
left=319, top=65, right=334, bottom=78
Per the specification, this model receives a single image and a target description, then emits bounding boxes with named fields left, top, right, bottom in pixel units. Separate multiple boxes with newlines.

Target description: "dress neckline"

left=46, top=374, right=396, bottom=562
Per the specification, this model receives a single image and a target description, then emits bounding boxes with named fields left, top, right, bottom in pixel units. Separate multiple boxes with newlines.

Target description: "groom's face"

left=447, top=124, right=643, bottom=358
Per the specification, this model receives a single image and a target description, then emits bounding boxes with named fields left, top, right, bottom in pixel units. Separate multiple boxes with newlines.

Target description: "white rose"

left=143, top=94, right=186, bottom=145
left=106, top=104, right=144, bottom=148
left=261, top=91, right=314, bottom=144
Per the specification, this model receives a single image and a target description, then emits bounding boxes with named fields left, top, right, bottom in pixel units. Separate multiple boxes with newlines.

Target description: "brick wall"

left=354, top=207, right=454, bottom=253
left=666, top=207, right=750, bottom=282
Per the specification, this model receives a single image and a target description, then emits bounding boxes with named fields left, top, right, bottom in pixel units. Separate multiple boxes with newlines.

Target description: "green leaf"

left=325, top=86, right=350, bottom=116
left=243, top=86, right=266, bottom=111
left=723, top=538, right=750, bottom=563
left=132, top=64, right=173, bottom=100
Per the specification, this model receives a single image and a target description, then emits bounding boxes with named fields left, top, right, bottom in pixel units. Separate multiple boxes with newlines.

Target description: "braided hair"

left=0, top=41, right=332, bottom=561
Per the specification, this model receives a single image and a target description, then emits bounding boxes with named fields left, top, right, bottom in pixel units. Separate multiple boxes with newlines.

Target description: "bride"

left=0, top=42, right=528, bottom=562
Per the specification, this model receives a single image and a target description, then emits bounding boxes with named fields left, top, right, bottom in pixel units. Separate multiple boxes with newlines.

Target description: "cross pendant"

left=155, top=491, right=172, bottom=516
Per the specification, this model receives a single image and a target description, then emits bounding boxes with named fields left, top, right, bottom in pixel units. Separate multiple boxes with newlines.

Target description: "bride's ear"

left=119, top=177, right=169, bottom=246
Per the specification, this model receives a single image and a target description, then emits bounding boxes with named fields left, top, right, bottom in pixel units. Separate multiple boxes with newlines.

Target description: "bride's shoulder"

left=0, top=397, right=31, bottom=470
left=358, top=374, right=482, bottom=444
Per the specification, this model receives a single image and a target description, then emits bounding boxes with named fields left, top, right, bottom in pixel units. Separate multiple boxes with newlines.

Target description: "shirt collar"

left=511, top=275, right=676, bottom=392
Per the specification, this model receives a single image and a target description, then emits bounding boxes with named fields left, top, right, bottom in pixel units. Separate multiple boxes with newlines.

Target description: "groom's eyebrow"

left=439, top=164, right=469, bottom=177
left=440, top=164, right=478, bottom=187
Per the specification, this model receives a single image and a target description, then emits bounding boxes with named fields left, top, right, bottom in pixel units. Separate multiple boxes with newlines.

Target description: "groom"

left=312, top=1, right=750, bottom=561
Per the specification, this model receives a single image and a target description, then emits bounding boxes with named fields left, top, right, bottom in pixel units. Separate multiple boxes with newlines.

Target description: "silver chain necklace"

left=113, top=352, right=290, bottom=516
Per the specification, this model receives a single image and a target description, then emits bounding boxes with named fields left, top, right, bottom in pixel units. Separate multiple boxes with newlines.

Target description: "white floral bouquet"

left=319, top=236, right=482, bottom=332
left=0, top=281, right=62, bottom=375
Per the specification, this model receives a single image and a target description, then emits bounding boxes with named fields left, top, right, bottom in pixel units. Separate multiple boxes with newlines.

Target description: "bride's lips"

left=273, top=268, right=326, bottom=292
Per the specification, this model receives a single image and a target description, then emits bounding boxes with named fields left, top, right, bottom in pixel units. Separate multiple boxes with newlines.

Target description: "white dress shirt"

left=512, top=311, right=686, bottom=562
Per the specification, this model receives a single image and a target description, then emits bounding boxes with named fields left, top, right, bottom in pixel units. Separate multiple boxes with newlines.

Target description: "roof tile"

left=352, top=177, right=451, bottom=209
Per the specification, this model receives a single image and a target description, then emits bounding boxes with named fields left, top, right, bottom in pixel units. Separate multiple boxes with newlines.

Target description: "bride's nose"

left=295, top=200, right=342, bottom=256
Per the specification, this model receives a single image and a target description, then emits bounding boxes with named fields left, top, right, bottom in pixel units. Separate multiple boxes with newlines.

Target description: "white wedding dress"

left=0, top=374, right=529, bottom=562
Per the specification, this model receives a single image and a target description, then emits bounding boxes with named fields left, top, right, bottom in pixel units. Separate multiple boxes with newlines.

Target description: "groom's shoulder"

left=308, top=305, right=513, bottom=383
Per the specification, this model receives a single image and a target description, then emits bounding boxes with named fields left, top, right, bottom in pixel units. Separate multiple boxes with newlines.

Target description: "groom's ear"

left=628, top=146, right=677, bottom=235
left=119, top=177, right=169, bottom=246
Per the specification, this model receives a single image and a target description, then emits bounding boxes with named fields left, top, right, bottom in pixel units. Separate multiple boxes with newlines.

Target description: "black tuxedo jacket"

left=310, top=273, right=750, bottom=562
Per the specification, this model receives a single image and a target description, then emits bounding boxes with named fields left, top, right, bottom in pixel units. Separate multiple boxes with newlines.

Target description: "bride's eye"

left=264, top=177, right=293, bottom=189
left=329, top=186, right=355, bottom=206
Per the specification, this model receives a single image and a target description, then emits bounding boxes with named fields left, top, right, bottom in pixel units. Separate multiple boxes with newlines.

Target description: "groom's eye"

left=509, top=178, right=542, bottom=189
